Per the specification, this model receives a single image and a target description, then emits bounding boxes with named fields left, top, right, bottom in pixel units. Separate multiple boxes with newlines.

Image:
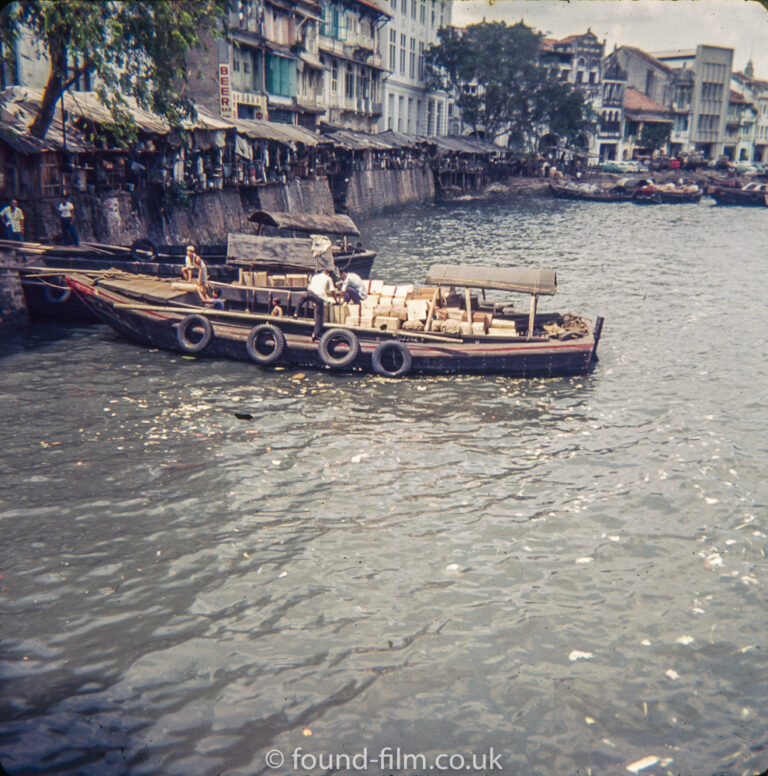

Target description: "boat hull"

left=67, top=274, right=602, bottom=378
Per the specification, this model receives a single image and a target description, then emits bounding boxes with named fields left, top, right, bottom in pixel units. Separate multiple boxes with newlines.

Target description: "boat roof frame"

left=425, top=264, right=557, bottom=296
left=247, top=210, right=361, bottom=237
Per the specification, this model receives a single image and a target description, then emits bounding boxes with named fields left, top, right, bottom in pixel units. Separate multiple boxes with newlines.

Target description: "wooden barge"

left=66, top=263, right=604, bottom=379
left=14, top=210, right=375, bottom=322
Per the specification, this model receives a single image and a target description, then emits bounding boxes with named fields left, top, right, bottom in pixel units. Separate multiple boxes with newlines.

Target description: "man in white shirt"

left=297, top=268, right=337, bottom=341
left=339, top=270, right=367, bottom=304
left=1, top=199, right=24, bottom=241
left=57, top=194, right=79, bottom=246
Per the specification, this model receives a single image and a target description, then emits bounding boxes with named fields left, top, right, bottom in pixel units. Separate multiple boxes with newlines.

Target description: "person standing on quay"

left=57, top=193, right=79, bottom=246
left=1, top=199, right=25, bottom=241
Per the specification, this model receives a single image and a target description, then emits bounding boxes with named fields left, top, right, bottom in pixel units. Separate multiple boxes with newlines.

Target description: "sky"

left=451, top=0, right=768, bottom=79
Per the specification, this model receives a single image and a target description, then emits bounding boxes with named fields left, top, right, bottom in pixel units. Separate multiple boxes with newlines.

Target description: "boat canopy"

left=247, top=210, right=361, bottom=237
left=425, top=265, right=557, bottom=296
left=227, top=233, right=334, bottom=272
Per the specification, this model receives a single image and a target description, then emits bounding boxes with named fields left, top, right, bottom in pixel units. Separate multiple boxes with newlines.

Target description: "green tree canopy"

left=426, top=21, right=595, bottom=149
left=1, top=0, right=230, bottom=141
left=639, top=122, right=672, bottom=155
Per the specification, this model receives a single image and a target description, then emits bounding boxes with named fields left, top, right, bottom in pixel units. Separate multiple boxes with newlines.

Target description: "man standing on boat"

left=339, top=270, right=367, bottom=304
left=299, top=268, right=337, bottom=342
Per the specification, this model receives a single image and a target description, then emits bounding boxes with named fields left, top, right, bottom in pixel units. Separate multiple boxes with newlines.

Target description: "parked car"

left=601, top=160, right=646, bottom=173
left=734, top=162, right=765, bottom=176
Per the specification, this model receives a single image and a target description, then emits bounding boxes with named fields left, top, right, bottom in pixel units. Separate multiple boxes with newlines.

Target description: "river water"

left=1, top=196, right=767, bottom=776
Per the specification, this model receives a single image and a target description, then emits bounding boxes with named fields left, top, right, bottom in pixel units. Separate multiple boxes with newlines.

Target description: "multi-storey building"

left=598, top=51, right=627, bottom=161
left=723, top=89, right=757, bottom=161
left=317, top=0, right=391, bottom=132
left=654, top=45, right=734, bottom=159
left=541, top=30, right=605, bottom=157
left=378, top=0, right=453, bottom=135
left=733, top=63, right=768, bottom=163
left=186, top=0, right=325, bottom=128
left=668, top=66, right=694, bottom=155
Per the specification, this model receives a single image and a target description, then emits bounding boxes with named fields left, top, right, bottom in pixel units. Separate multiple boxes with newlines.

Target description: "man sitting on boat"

left=339, top=270, right=367, bottom=304
left=181, top=245, right=198, bottom=282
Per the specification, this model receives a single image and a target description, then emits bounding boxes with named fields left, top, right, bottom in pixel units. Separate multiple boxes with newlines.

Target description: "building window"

left=411, top=0, right=416, bottom=19
left=401, top=0, right=406, bottom=13
left=418, top=41, right=424, bottom=81
left=420, top=1, right=425, bottom=23
left=409, top=37, right=416, bottom=79
left=331, top=8, right=347, bottom=40
left=345, top=66, right=355, bottom=99
left=266, top=54, right=296, bottom=97
left=398, top=95, right=404, bottom=131
left=400, top=33, right=406, bottom=74
left=388, top=94, right=394, bottom=129
left=332, top=60, right=338, bottom=92
left=389, top=29, right=396, bottom=71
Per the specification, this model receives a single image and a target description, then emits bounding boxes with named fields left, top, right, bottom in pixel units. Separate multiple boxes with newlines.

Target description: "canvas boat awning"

left=248, top=210, right=360, bottom=236
left=227, top=233, right=334, bottom=271
left=425, top=265, right=557, bottom=295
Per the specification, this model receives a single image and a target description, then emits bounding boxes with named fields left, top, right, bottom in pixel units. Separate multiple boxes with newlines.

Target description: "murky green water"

left=1, top=196, right=767, bottom=776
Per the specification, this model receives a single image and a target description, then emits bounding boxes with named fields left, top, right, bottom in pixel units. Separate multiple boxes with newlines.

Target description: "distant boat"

left=707, top=180, right=768, bottom=206
left=549, top=181, right=633, bottom=202
left=632, top=181, right=703, bottom=204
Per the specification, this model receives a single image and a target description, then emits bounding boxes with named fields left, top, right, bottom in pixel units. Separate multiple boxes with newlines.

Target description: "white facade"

left=377, top=0, right=452, bottom=135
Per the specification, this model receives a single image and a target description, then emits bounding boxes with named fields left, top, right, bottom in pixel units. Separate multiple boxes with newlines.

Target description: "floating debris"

left=626, top=755, right=660, bottom=773
left=665, top=669, right=680, bottom=680
left=676, top=635, right=694, bottom=646
left=569, top=650, right=594, bottom=661
left=235, top=412, right=254, bottom=420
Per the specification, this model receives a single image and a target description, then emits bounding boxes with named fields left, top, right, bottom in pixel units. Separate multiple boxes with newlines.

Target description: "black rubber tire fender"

left=246, top=323, right=286, bottom=365
left=44, top=279, right=71, bottom=304
left=130, top=237, right=158, bottom=262
left=371, top=340, right=412, bottom=378
left=176, top=314, right=212, bottom=353
left=318, top=327, right=360, bottom=368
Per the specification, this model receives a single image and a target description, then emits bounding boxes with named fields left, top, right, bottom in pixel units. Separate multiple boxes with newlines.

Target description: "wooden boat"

left=13, top=211, right=375, bottom=322
left=632, top=182, right=702, bottom=204
left=65, top=263, right=604, bottom=378
left=549, top=181, right=633, bottom=202
left=707, top=181, right=768, bottom=206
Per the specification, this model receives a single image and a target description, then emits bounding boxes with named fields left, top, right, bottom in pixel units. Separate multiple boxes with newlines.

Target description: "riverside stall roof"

left=425, top=264, right=558, bottom=295
left=0, top=87, right=95, bottom=153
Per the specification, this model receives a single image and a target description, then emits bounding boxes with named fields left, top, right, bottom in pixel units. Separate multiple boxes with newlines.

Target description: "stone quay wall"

left=343, top=168, right=436, bottom=217
left=0, top=248, right=30, bottom=332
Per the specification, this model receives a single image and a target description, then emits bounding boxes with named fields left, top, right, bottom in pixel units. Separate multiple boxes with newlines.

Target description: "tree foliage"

left=639, top=122, right=671, bottom=154
left=425, top=21, right=596, bottom=149
left=1, top=0, right=230, bottom=140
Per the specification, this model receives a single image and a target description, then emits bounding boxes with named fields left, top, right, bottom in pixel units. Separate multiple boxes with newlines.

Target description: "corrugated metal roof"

left=0, top=87, right=95, bottom=152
